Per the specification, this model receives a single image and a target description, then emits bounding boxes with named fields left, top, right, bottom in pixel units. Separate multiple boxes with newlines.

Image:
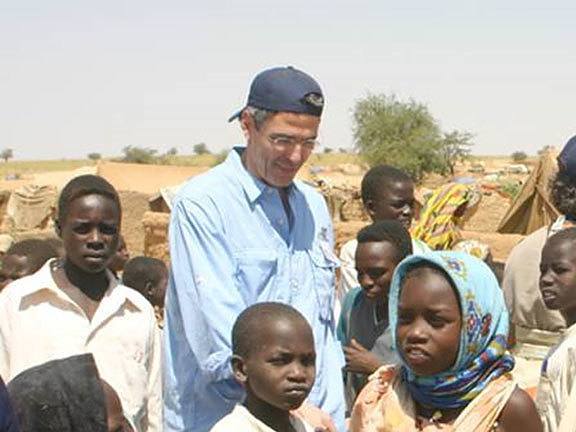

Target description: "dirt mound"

left=464, top=192, right=512, bottom=232
left=119, top=191, right=151, bottom=256
left=98, top=162, right=208, bottom=194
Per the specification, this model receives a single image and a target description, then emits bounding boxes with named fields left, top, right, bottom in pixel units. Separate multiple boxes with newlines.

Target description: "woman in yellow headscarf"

left=412, top=183, right=481, bottom=250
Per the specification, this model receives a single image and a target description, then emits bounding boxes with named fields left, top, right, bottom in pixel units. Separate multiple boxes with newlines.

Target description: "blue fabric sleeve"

left=336, top=287, right=362, bottom=345
left=165, top=198, right=245, bottom=400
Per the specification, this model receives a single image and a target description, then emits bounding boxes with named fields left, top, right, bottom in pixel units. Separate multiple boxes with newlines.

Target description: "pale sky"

left=1, top=0, right=575, bottom=160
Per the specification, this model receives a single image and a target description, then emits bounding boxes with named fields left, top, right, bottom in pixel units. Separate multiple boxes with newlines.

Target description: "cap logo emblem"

left=303, top=93, right=324, bottom=108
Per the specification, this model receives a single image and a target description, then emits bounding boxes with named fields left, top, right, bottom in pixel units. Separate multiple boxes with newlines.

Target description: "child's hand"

left=343, top=339, right=382, bottom=374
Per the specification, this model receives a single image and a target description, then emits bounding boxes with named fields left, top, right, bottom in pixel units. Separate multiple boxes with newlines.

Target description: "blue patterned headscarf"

left=388, top=251, right=514, bottom=409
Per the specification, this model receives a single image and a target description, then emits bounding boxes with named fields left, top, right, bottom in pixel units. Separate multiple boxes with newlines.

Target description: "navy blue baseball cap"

left=228, top=66, right=324, bottom=122
left=558, top=135, right=576, bottom=179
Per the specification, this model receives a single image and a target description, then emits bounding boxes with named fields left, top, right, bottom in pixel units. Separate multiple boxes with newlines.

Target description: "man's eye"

left=274, top=137, right=293, bottom=146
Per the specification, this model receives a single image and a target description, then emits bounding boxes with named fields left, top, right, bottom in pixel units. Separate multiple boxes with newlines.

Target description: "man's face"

left=366, top=180, right=415, bottom=229
left=59, top=194, right=120, bottom=274
left=241, top=111, right=320, bottom=187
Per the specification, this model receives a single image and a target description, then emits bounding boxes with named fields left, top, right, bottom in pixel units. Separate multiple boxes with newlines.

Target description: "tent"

left=497, top=151, right=560, bottom=235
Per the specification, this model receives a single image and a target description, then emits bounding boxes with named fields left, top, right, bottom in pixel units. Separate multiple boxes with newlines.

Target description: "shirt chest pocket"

left=308, top=246, right=339, bottom=323
left=234, top=249, right=278, bottom=304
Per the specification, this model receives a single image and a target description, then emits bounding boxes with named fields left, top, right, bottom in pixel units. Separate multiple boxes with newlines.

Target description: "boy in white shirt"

left=0, top=175, right=161, bottom=431
left=536, top=227, right=576, bottom=431
left=211, top=302, right=325, bottom=432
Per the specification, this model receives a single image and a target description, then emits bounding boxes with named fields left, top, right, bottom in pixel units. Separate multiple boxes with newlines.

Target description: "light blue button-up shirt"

left=163, top=147, right=346, bottom=432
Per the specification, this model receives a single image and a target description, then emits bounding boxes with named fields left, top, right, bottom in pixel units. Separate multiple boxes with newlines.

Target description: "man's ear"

left=239, top=110, right=253, bottom=141
left=231, top=354, right=248, bottom=385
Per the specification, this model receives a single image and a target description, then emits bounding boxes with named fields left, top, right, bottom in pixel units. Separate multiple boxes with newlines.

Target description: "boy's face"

left=59, top=194, right=120, bottom=274
left=0, top=254, right=33, bottom=290
left=234, top=317, right=316, bottom=412
left=150, top=268, right=168, bottom=309
left=540, top=238, right=576, bottom=314
left=108, top=237, right=130, bottom=273
left=355, top=241, right=399, bottom=303
left=366, top=180, right=415, bottom=229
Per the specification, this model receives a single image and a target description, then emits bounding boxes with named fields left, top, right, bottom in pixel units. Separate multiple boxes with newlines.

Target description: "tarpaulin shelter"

left=497, top=152, right=560, bottom=235
left=6, top=184, right=57, bottom=231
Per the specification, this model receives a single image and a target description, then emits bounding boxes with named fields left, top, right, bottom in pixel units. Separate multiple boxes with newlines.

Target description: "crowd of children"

left=0, top=142, right=576, bottom=432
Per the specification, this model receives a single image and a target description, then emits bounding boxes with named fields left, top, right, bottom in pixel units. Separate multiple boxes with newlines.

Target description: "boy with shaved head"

left=212, top=302, right=322, bottom=432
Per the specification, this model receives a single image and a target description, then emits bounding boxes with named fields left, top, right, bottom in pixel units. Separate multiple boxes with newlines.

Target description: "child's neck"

left=373, top=297, right=388, bottom=323
left=244, top=399, right=295, bottom=432
left=62, top=259, right=109, bottom=301
left=561, top=309, right=576, bottom=328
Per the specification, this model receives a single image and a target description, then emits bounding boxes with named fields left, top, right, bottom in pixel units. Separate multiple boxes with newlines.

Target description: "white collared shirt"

left=536, top=322, right=576, bottom=432
left=0, top=259, right=162, bottom=431
left=210, top=405, right=314, bottom=432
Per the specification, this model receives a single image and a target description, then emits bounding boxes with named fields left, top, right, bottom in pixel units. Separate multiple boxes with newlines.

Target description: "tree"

left=323, top=147, right=333, bottom=154
left=353, top=94, right=450, bottom=181
left=87, top=152, right=102, bottom=161
left=538, top=145, right=554, bottom=156
left=166, top=147, right=178, bottom=156
left=440, top=131, right=473, bottom=176
left=193, top=143, right=210, bottom=155
left=511, top=151, right=528, bottom=162
left=0, top=148, right=13, bottom=162
left=121, top=146, right=158, bottom=164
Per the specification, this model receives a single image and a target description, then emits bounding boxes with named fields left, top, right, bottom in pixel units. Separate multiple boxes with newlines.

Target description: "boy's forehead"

left=378, top=179, right=414, bottom=194
left=251, top=316, right=309, bottom=344
left=545, top=236, right=576, bottom=257
left=65, top=194, right=120, bottom=216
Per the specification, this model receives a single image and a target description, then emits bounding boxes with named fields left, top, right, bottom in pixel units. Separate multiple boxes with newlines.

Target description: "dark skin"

left=0, top=254, right=33, bottom=290
left=344, top=241, right=400, bottom=374
left=232, top=317, right=316, bottom=432
left=101, top=380, right=134, bottom=432
left=365, top=180, right=415, bottom=229
left=540, top=237, right=576, bottom=326
left=398, top=268, right=542, bottom=431
left=52, top=194, right=120, bottom=321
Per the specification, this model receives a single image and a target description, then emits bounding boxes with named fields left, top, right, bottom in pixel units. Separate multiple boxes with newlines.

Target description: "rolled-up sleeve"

left=164, top=197, right=246, bottom=427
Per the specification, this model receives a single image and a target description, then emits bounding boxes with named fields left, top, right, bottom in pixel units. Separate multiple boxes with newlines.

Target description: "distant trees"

left=538, top=145, right=555, bottom=156
left=121, top=146, right=158, bottom=164
left=166, top=147, right=178, bottom=156
left=511, top=151, right=528, bottom=162
left=87, top=152, right=102, bottom=161
left=193, top=143, right=210, bottom=155
left=1, top=148, right=13, bottom=162
left=440, top=131, right=473, bottom=176
left=353, top=94, right=473, bottom=181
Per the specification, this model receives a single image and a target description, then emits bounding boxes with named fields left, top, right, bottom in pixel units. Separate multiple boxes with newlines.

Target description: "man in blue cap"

left=164, top=67, right=346, bottom=431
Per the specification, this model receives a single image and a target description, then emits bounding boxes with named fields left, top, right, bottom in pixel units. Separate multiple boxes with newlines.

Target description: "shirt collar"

left=19, top=259, right=142, bottom=313
left=226, top=146, right=298, bottom=204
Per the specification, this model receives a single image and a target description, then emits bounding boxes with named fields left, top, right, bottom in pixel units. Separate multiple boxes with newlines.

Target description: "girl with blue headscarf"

left=349, top=251, right=541, bottom=431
